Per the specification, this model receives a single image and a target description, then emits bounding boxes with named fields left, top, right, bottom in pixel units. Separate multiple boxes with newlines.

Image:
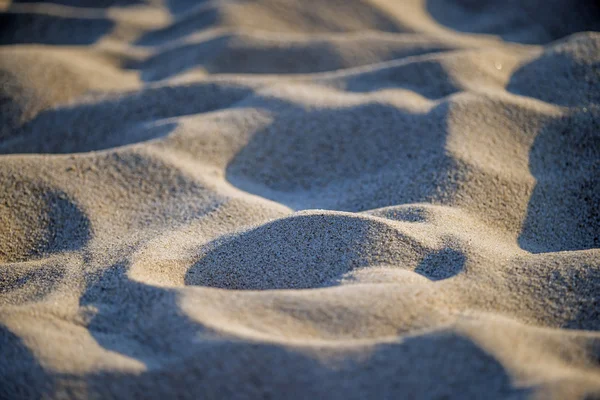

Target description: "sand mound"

left=0, top=177, right=89, bottom=263
left=1, top=0, right=600, bottom=398
left=187, top=211, right=431, bottom=290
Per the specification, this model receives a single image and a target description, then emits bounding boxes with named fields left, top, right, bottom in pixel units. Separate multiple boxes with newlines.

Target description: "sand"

left=0, top=0, right=599, bottom=398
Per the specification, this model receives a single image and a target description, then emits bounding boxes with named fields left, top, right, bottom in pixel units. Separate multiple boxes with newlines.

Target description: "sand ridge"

left=1, top=0, right=600, bottom=398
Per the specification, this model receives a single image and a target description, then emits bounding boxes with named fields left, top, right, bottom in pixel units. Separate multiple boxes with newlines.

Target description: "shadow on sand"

left=426, top=0, right=600, bottom=45
left=0, top=11, right=114, bottom=45
left=506, top=39, right=600, bottom=253
left=74, top=261, right=529, bottom=398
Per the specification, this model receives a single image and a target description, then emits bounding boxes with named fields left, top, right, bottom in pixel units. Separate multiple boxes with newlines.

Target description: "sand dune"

left=1, top=0, right=599, bottom=398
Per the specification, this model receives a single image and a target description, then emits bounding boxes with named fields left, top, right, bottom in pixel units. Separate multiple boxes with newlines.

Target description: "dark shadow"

left=225, top=96, right=460, bottom=211
left=79, top=262, right=211, bottom=367
left=0, top=82, right=252, bottom=154
left=3, top=121, right=175, bottom=154
left=507, top=33, right=600, bottom=252
left=0, top=70, right=27, bottom=144
left=426, top=0, right=600, bottom=45
left=517, top=107, right=600, bottom=253
left=128, top=35, right=229, bottom=80
left=0, top=262, right=66, bottom=303
left=128, top=34, right=453, bottom=81
left=77, top=263, right=531, bottom=397
left=506, top=37, right=600, bottom=107
left=0, top=324, right=55, bottom=400
left=11, top=0, right=146, bottom=7
left=415, top=247, right=465, bottom=281
left=166, top=0, right=210, bottom=15
left=129, top=35, right=348, bottom=80
left=135, top=6, right=219, bottom=46
left=79, top=327, right=531, bottom=398
left=0, top=11, right=114, bottom=45
left=343, top=59, right=460, bottom=98
left=2, top=255, right=532, bottom=397
left=0, top=181, right=91, bottom=262
left=185, top=212, right=425, bottom=290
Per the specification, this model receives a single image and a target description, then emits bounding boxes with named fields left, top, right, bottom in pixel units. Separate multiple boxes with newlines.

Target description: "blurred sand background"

left=1, top=0, right=599, bottom=398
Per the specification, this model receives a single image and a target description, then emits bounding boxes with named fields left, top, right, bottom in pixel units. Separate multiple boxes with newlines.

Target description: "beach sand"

left=1, top=0, right=599, bottom=398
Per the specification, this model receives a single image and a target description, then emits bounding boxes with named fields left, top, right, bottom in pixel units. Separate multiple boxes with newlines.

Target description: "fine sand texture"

left=1, top=0, right=600, bottom=398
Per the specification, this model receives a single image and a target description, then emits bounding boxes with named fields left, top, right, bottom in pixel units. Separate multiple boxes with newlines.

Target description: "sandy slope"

left=1, top=0, right=599, bottom=398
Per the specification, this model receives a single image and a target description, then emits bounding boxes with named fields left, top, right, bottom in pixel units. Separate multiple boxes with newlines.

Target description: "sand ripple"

left=1, top=0, right=600, bottom=398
